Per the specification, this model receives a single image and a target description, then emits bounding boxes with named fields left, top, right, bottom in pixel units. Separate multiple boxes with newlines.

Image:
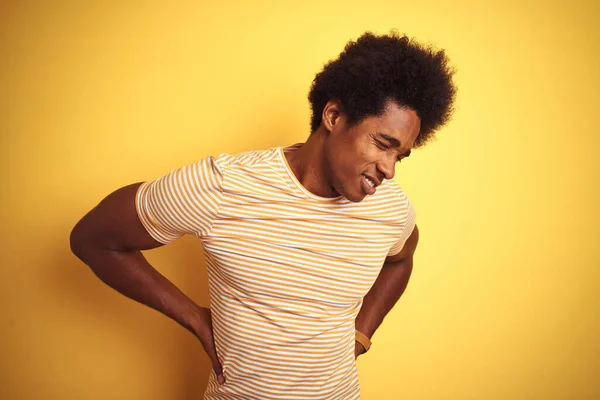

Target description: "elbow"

left=70, top=218, right=123, bottom=265
left=69, top=218, right=96, bottom=262
left=69, top=223, right=86, bottom=260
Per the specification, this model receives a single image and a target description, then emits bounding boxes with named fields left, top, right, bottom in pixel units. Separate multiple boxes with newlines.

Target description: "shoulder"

left=376, top=179, right=414, bottom=214
left=378, top=180, right=418, bottom=258
left=214, top=146, right=281, bottom=171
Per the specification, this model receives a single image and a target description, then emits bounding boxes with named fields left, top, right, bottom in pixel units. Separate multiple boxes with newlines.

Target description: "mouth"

left=361, top=174, right=380, bottom=195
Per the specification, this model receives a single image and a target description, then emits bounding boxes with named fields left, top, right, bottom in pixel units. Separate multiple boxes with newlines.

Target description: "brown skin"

left=70, top=99, right=421, bottom=391
left=286, top=99, right=421, bottom=202
left=287, top=99, right=421, bottom=357
left=354, top=225, right=419, bottom=357
left=69, top=183, right=226, bottom=384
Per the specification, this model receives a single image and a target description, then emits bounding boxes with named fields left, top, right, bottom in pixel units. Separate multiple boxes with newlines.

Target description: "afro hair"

left=308, top=31, right=457, bottom=147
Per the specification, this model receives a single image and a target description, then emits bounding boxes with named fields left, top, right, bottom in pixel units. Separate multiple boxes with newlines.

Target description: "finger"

left=208, top=349, right=225, bottom=384
left=213, top=358, right=223, bottom=376
left=214, top=362, right=225, bottom=384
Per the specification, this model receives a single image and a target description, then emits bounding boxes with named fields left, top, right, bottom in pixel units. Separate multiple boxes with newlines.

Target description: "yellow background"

left=1, top=1, right=599, bottom=399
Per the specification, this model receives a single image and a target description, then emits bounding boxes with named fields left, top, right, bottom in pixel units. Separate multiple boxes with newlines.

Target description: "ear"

left=321, top=100, right=344, bottom=133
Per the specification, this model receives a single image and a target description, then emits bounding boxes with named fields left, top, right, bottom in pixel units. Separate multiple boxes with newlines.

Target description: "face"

left=322, top=100, right=421, bottom=202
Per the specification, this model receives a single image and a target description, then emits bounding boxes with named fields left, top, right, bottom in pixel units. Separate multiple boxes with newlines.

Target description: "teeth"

left=365, top=177, right=375, bottom=188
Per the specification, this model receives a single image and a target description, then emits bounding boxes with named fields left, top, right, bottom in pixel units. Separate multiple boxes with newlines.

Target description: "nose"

left=377, top=156, right=396, bottom=180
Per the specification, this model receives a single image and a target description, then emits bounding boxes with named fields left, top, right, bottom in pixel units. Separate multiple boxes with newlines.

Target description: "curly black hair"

left=308, top=31, right=457, bottom=148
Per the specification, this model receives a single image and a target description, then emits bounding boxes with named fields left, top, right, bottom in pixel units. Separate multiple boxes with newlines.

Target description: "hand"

left=355, top=341, right=366, bottom=359
left=192, top=306, right=226, bottom=384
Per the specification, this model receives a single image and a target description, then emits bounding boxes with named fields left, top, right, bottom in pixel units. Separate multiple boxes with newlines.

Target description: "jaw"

left=339, top=180, right=368, bottom=203
left=331, top=170, right=374, bottom=202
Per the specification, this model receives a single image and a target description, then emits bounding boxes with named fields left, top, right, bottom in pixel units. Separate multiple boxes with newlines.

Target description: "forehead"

left=367, top=103, right=421, bottom=148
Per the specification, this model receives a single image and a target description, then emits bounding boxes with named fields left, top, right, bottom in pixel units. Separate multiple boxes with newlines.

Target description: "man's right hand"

left=191, top=306, right=226, bottom=385
left=70, top=182, right=226, bottom=385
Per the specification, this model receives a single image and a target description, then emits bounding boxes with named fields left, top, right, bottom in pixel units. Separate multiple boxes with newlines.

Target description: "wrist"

left=354, top=316, right=378, bottom=339
left=183, top=303, right=208, bottom=337
left=355, top=329, right=372, bottom=352
left=355, top=340, right=367, bottom=356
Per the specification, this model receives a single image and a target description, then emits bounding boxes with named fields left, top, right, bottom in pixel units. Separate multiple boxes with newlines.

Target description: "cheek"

left=359, top=148, right=371, bottom=161
left=357, top=146, right=378, bottom=169
left=328, top=132, right=371, bottom=179
left=337, top=150, right=371, bottom=181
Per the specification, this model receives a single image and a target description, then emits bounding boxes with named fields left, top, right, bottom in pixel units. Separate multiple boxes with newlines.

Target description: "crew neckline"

left=277, top=144, right=348, bottom=203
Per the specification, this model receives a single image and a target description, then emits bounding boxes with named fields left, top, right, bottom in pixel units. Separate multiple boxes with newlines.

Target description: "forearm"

left=72, top=244, right=202, bottom=335
left=355, top=259, right=413, bottom=338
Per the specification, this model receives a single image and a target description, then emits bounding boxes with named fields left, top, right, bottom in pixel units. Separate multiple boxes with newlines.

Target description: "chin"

left=334, top=181, right=366, bottom=203
left=343, top=190, right=367, bottom=203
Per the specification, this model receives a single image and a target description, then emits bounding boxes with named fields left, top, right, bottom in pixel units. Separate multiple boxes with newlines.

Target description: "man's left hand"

left=355, top=341, right=366, bottom=359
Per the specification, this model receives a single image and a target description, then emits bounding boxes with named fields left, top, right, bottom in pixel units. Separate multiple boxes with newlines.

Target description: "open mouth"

left=361, top=174, right=377, bottom=195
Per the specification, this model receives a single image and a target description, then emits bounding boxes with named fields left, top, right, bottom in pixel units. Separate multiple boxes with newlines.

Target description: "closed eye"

left=375, top=139, right=404, bottom=162
left=373, top=134, right=409, bottom=163
left=375, top=139, right=389, bottom=150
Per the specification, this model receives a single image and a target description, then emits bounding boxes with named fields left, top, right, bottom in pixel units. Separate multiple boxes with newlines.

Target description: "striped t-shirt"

left=135, top=144, right=416, bottom=399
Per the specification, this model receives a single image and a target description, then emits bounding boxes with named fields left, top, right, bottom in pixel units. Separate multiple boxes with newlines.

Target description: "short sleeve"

left=135, top=156, right=224, bottom=244
left=386, top=200, right=417, bottom=257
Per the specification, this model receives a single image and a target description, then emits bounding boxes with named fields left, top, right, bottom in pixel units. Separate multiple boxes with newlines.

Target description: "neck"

left=285, top=129, right=338, bottom=198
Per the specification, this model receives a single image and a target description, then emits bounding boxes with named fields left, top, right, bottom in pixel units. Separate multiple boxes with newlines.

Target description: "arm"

left=354, top=225, right=419, bottom=356
left=69, top=182, right=225, bottom=382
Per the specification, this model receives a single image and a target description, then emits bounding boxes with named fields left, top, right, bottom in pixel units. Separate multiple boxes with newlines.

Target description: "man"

left=70, top=31, right=456, bottom=399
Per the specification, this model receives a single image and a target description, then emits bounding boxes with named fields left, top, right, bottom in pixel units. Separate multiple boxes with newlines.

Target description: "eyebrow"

left=378, top=132, right=400, bottom=147
left=378, top=132, right=411, bottom=157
